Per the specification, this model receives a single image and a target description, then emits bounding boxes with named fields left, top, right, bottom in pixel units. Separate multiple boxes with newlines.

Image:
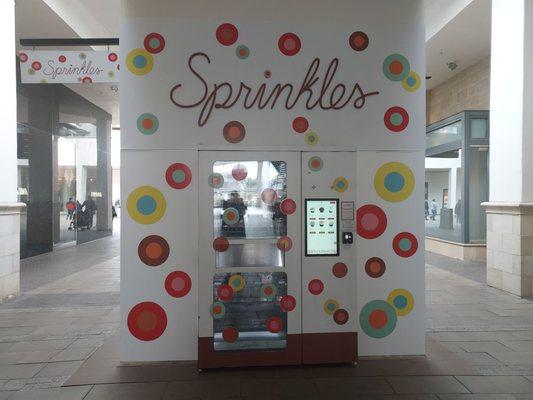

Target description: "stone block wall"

left=0, top=204, right=24, bottom=301
left=426, top=56, right=490, bottom=125
left=485, top=204, right=533, bottom=297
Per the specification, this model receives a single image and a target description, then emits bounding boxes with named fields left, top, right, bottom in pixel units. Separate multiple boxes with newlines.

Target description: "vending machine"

left=198, top=150, right=357, bottom=369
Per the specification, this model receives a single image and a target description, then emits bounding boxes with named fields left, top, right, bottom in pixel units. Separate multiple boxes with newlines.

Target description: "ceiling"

left=15, top=0, right=492, bottom=125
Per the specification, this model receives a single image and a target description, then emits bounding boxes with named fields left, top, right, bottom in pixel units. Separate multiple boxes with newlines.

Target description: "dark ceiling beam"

left=20, top=38, right=119, bottom=47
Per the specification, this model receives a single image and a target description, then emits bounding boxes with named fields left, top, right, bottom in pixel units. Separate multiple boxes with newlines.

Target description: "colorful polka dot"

left=292, top=116, right=309, bottom=133
left=127, top=301, right=167, bottom=341
left=19, top=52, right=28, bottom=62
left=308, top=156, right=324, bottom=172
left=365, top=257, right=386, bottom=278
left=261, top=188, right=277, bottom=205
left=305, top=131, right=319, bottom=146
left=359, top=300, right=397, bottom=338
left=231, top=164, right=248, bottom=181
left=383, top=54, right=410, bottom=81
left=384, top=106, right=409, bottom=133
left=308, top=279, right=324, bottom=295
left=278, top=32, right=301, bottom=56
left=223, top=121, right=246, bottom=143
left=387, top=288, right=414, bottom=316
left=266, top=316, right=283, bottom=333
left=216, top=23, right=238, bottom=46
left=213, top=236, right=229, bottom=252
left=332, top=262, right=348, bottom=278
left=138, top=235, right=170, bottom=266
left=236, top=45, right=250, bottom=59
left=82, top=77, right=92, bottom=83
left=349, top=31, right=369, bottom=51
left=58, top=55, right=66, bottom=63
left=279, top=295, right=296, bottom=312
left=402, top=70, right=421, bottom=92
left=374, top=162, right=415, bottom=203
left=108, top=52, right=118, bottom=62
left=222, top=326, right=239, bottom=342
left=165, top=163, right=192, bottom=189
left=222, top=207, right=240, bottom=225
left=323, top=299, right=340, bottom=315
left=208, top=173, right=224, bottom=189
left=332, top=177, right=349, bottom=193
left=126, top=48, right=154, bottom=76
left=217, top=284, right=234, bottom=302
left=136, top=113, right=159, bottom=135
left=144, top=33, right=166, bottom=54
left=277, top=236, right=293, bottom=252
left=210, top=301, right=226, bottom=319
left=127, top=186, right=166, bottom=225
left=280, top=198, right=297, bottom=215
left=261, top=284, right=277, bottom=300
left=165, top=271, right=192, bottom=298
left=393, top=232, right=418, bottom=258
left=31, top=61, right=42, bottom=71
left=333, top=308, right=349, bottom=325
left=228, top=274, right=246, bottom=292
left=356, top=204, right=387, bottom=239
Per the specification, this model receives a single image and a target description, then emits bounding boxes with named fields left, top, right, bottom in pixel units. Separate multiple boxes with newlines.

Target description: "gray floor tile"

left=386, top=376, right=469, bottom=394
left=437, top=395, right=516, bottom=400
left=314, top=377, right=394, bottom=396
left=489, top=353, right=533, bottom=366
left=49, top=347, right=96, bottom=362
left=456, top=342, right=513, bottom=353
left=7, top=385, right=91, bottom=400
left=0, top=392, right=12, bottom=400
left=455, top=376, right=533, bottom=394
left=34, top=361, right=83, bottom=378
left=500, top=341, right=533, bottom=352
left=163, top=379, right=241, bottom=399
left=0, top=365, right=44, bottom=380
left=85, top=382, right=167, bottom=400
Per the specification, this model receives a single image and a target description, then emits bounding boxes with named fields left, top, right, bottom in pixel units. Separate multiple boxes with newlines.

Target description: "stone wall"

left=426, top=56, right=491, bottom=125
left=0, top=204, right=24, bottom=301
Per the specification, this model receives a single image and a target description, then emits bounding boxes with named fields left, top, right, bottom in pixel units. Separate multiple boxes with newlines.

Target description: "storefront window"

left=468, top=146, right=489, bottom=242
left=426, top=120, right=462, bottom=148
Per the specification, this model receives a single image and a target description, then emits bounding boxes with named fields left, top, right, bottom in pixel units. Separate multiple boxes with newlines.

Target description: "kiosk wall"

left=120, top=0, right=425, bottom=365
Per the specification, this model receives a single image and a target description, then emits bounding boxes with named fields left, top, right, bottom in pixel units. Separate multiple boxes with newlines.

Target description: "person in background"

left=430, top=199, right=438, bottom=221
left=424, top=199, right=429, bottom=220
left=66, top=197, right=76, bottom=220
left=455, top=199, right=462, bottom=224
left=82, top=196, right=97, bottom=228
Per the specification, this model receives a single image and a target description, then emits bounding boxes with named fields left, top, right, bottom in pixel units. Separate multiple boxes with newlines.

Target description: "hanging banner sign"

left=19, top=50, right=120, bottom=84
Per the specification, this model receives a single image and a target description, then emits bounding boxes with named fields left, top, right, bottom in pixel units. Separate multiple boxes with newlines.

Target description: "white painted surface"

left=489, top=0, right=524, bottom=202
left=0, top=0, right=17, bottom=203
left=522, top=1, right=533, bottom=202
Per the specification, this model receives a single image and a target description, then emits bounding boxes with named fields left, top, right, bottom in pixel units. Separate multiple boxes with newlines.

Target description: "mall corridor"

left=0, top=232, right=532, bottom=399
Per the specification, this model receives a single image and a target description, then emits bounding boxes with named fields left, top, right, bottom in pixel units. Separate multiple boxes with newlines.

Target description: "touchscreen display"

left=305, top=199, right=339, bottom=256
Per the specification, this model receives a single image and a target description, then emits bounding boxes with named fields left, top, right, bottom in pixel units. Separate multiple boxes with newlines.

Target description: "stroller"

left=68, top=203, right=94, bottom=231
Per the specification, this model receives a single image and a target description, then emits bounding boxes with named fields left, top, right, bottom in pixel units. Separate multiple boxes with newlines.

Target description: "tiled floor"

left=1, top=230, right=533, bottom=399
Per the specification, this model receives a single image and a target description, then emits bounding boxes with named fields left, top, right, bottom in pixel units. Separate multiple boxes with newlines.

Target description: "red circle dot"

left=308, top=279, right=324, bottom=295
left=31, top=61, right=42, bottom=71
left=332, top=262, right=348, bottom=278
left=278, top=33, right=301, bottom=56
left=213, top=237, right=229, bottom=252
left=216, top=23, right=238, bottom=46
left=222, top=326, right=239, bottom=342
left=58, top=55, right=66, bottom=63
left=292, top=117, right=309, bottom=133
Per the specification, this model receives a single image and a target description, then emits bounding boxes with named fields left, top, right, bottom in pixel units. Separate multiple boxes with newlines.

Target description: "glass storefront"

left=17, top=84, right=113, bottom=258
left=425, top=111, right=489, bottom=244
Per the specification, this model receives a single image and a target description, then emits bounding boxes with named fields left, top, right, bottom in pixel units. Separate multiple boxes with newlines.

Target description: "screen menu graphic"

left=305, top=199, right=339, bottom=256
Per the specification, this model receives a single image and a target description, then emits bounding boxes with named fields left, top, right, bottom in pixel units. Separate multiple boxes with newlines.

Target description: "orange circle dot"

left=369, top=309, right=388, bottom=329
left=369, top=261, right=382, bottom=274
left=145, top=242, right=162, bottom=259
left=142, top=119, right=154, bottom=130
left=137, top=311, right=157, bottom=331
left=353, top=36, right=365, bottom=47
left=264, top=287, right=273, bottom=295
left=213, top=305, right=222, bottom=314
left=389, top=60, right=404, bottom=75
left=228, top=126, right=241, bottom=138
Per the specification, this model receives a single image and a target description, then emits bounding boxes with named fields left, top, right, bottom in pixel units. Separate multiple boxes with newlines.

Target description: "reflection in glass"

left=213, top=272, right=287, bottom=352
left=216, top=243, right=284, bottom=268
left=468, top=147, right=488, bottom=242
left=426, top=120, right=463, bottom=148
left=213, top=161, right=287, bottom=239
left=425, top=150, right=463, bottom=242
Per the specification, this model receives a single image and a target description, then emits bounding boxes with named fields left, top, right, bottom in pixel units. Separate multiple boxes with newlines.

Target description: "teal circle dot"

left=137, top=195, right=156, bottom=215
left=399, top=238, right=412, bottom=251
left=149, top=38, right=160, bottom=49
left=383, top=54, right=411, bottom=82
left=236, top=45, right=250, bottom=59
left=234, top=278, right=241, bottom=286
left=327, top=303, right=336, bottom=311
left=133, top=55, right=147, bottom=69
left=359, top=300, right=397, bottom=339
left=337, top=181, right=345, bottom=188
left=136, top=113, right=159, bottom=135
left=172, top=170, right=186, bottom=184
left=384, top=172, right=405, bottom=193
left=407, top=76, right=416, bottom=86
left=394, top=295, right=408, bottom=309
left=390, top=113, right=403, bottom=126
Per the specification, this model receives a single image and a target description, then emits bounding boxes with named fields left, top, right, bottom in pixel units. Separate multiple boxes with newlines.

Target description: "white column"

left=0, top=0, right=23, bottom=300
left=485, top=0, right=533, bottom=296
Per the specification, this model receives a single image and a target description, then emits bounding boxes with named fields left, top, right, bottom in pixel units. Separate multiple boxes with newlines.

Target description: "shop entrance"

left=198, top=150, right=357, bottom=369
